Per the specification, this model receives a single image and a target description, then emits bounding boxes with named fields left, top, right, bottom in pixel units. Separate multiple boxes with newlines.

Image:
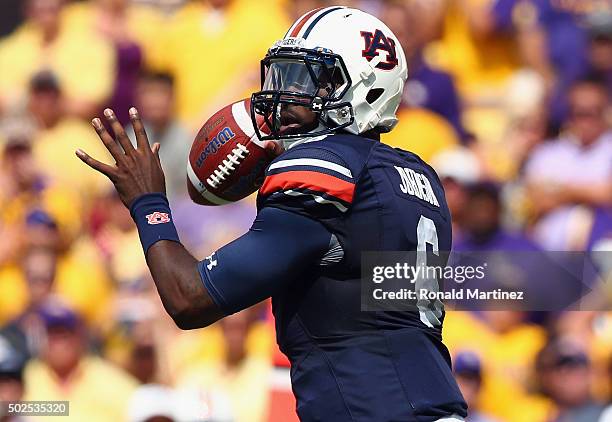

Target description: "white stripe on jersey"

left=268, top=158, right=353, bottom=178
left=186, top=159, right=232, bottom=205
left=283, top=189, right=348, bottom=212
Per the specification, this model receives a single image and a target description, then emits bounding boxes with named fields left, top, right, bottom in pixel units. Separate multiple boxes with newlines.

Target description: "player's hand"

left=263, top=140, right=285, bottom=158
left=76, top=107, right=166, bottom=208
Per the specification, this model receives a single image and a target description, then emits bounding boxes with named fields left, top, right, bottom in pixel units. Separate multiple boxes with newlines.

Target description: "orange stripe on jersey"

left=260, top=170, right=355, bottom=203
left=290, top=8, right=324, bottom=37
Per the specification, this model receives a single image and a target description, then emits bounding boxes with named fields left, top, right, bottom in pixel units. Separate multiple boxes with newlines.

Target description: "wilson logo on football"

left=146, top=212, right=171, bottom=225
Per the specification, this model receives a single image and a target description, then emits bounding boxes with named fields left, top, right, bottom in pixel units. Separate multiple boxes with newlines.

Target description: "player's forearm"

left=145, top=242, right=224, bottom=330
left=126, top=194, right=224, bottom=329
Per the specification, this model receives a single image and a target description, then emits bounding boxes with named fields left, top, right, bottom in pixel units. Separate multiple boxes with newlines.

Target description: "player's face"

left=261, top=56, right=345, bottom=137
left=278, top=102, right=318, bottom=136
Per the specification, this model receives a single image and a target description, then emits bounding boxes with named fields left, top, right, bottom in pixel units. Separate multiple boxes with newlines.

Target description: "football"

left=187, top=98, right=272, bottom=205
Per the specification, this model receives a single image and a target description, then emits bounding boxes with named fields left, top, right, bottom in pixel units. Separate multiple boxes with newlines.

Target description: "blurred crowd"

left=0, top=0, right=610, bottom=421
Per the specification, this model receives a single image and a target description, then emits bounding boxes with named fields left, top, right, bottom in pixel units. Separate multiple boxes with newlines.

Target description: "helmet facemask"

left=251, top=47, right=354, bottom=141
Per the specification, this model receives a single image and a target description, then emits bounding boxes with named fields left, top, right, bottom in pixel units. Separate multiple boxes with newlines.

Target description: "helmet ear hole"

left=366, top=88, right=384, bottom=104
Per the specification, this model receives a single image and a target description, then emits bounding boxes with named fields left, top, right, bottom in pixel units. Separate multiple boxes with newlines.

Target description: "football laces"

left=206, top=143, right=249, bottom=189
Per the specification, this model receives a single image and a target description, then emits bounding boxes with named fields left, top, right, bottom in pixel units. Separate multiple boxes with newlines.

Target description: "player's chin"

left=278, top=123, right=302, bottom=136
left=278, top=119, right=319, bottom=137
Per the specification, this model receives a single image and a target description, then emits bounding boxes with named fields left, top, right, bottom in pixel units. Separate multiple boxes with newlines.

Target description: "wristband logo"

left=146, top=212, right=171, bottom=225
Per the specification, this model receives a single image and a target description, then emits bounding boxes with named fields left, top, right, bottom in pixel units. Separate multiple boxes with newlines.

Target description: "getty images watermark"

left=361, top=251, right=611, bottom=312
left=370, top=261, right=526, bottom=301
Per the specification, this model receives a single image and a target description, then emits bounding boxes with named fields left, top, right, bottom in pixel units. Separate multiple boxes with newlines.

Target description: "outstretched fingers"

left=129, top=107, right=151, bottom=153
left=91, top=117, right=125, bottom=164
left=104, top=108, right=135, bottom=156
left=75, top=149, right=117, bottom=180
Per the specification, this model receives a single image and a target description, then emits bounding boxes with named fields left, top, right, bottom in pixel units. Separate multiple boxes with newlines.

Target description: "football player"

left=77, top=6, right=467, bottom=421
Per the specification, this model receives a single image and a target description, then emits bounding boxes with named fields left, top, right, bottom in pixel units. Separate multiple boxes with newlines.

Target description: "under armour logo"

left=206, top=253, right=218, bottom=271
left=360, top=29, right=398, bottom=71
left=312, top=100, right=323, bottom=111
left=146, top=212, right=170, bottom=225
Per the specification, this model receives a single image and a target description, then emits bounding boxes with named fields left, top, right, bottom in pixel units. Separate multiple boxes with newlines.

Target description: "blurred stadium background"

left=0, top=0, right=611, bottom=421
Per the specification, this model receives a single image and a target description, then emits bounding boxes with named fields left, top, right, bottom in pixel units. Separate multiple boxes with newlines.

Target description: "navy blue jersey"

left=200, top=133, right=467, bottom=421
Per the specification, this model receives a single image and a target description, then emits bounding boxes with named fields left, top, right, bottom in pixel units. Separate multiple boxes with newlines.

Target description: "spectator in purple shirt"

left=586, top=207, right=612, bottom=252
left=524, top=78, right=612, bottom=251
left=105, top=42, right=143, bottom=126
left=530, top=0, right=591, bottom=130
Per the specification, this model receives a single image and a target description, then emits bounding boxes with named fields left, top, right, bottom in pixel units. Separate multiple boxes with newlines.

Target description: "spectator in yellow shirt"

left=453, top=351, right=500, bottom=422
left=0, top=136, right=82, bottom=267
left=90, top=191, right=148, bottom=287
left=0, top=246, right=59, bottom=358
left=428, top=0, right=521, bottom=103
left=0, top=232, right=112, bottom=329
left=383, top=108, right=459, bottom=163
left=62, top=0, right=163, bottom=69
left=24, top=300, right=138, bottom=422
left=61, top=0, right=166, bottom=125
left=443, top=311, right=552, bottom=422
left=158, top=0, right=289, bottom=128
left=0, top=0, right=115, bottom=119
left=175, top=309, right=272, bottom=422
left=0, top=136, right=112, bottom=327
left=27, top=71, right=112, bottom=202
left=426, top=0, right=524, bottom=144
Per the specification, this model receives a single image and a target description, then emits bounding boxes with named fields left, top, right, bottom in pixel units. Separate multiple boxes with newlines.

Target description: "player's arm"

left=75, top=108, right=219, bottom=328
left=143, top=205, right=330, bottom=329
left=76, top=108, right=326, bottom=329
left=144, top=241, right=222, bottom=329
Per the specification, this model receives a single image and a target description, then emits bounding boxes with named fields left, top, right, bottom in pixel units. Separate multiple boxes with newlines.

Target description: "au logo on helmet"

left=360, top=29, right=398, bottom=71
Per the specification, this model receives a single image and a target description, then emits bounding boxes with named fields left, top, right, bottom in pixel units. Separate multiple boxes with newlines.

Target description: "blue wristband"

left=130, top=193, right=181, bottom=255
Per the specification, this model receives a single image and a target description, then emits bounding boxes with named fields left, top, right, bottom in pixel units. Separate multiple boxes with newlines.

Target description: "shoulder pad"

left=257, top=140, right=362, bottom=214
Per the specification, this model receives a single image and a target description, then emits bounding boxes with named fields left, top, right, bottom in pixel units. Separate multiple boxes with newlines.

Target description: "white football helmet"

left=250, top=6, right=408, bottom=141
